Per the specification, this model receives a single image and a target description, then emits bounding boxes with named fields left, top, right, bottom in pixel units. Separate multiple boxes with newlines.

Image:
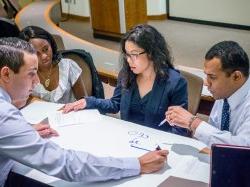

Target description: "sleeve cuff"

left=194, top=121, right=221, bottom=146
left=121, top=157, right=140, bottom=178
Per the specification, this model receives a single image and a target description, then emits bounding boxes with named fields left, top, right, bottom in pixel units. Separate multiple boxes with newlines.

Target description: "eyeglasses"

left=123, top=51, right=146, bottom=61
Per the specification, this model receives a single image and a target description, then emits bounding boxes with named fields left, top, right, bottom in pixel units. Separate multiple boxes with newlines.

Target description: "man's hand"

left=166, top=106, right=194, bottom=127
left=62, top=99, right=86, bottom=113
left=165, top=106, right=202, bottom=132
left=33, top=123, right=59, bottom=138
left=139, top=150, right=168, bottom=174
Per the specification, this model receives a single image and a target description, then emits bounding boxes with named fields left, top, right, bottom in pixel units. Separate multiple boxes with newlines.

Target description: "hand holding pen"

left=161, top=105, right=197, bottom=129
left=158, top=104, right=186, bottom=127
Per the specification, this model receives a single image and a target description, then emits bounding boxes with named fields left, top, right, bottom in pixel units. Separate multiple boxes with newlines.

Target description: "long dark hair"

left=120, top=24, right=174, bottom=88
left=19, top=26, right=61, bottom=64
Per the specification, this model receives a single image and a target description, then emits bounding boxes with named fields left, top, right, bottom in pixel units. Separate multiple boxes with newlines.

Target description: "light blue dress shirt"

left=0, top=87, right=140, bottom=187
left=195, top=78, right=250, bottom=147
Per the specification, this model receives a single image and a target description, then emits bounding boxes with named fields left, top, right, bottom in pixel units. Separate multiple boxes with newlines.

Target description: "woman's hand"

left=62, top=98, right=86, bottom=113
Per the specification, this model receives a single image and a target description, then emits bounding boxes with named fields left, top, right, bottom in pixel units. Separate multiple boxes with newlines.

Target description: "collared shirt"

left=194, top=77, right=250, bottom=147
left=0, top=87, right=140, bottom=187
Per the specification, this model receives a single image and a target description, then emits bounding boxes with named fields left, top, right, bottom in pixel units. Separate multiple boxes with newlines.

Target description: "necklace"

left=38, top=64, right=53, bottom=88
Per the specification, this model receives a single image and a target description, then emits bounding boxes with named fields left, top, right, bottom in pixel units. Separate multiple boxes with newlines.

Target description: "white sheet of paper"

left=20, top=101, right=64, bottom=124
left=48, top=109, right=101, bottom=128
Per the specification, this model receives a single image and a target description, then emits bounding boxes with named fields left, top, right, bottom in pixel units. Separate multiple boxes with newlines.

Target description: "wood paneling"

left=148, top=14, right=168, bottom=20
left=89, top=0, right=120, bottom=34
left=124, top=0, right=147, bottom=31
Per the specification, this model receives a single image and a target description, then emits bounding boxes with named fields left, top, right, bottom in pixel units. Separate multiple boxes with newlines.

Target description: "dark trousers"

left=4, top=171, right=52, bottom=187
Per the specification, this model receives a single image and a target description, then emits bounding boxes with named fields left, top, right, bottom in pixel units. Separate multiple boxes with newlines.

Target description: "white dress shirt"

left=32, top=58, right=81, bottom=103
left=194, top=77, right=250, bottom=147
left=0, top=87, right=140, bottom=187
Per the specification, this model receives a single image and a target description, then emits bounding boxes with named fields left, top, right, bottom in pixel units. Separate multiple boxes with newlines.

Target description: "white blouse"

left=33, top=58, right=82, bottom=103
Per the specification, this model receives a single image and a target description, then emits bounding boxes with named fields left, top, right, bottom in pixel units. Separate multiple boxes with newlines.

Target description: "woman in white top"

left=20, top=26, right=87, bottom=103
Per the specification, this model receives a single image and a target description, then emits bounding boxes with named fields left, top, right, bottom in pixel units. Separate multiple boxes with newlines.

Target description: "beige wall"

left=61, top=0, right=167, bottom=17
left=169, top=0, right=250, bottom=26
left=61, top=0, right=90, bottom=17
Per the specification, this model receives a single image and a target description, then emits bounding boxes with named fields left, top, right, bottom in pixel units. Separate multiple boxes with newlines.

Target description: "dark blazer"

left=86, top=68, right=189, bottom=136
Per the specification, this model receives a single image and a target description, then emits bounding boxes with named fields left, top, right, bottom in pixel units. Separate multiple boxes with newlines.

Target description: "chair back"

left=0, top=3, right=8, bottom=18
left=180, top=70, right=203, bottom=115
left=52, top=34, right=65, bottom=50
left=61, top=52, right=93, bottom=96
left=0, top=17, right=19, bottom=37
left=60, top=49, right=104, bottom=98
left=2, top=0, right=20, bottom=18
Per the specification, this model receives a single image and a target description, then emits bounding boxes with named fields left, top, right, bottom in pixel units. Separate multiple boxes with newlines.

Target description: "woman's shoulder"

left=163, top=68, right=183, bottom=80
left=59, top=58, right=78, bottom=66
left=159, top=68, right=187, bottom=87
left=59, top=58, right=81, bottom=71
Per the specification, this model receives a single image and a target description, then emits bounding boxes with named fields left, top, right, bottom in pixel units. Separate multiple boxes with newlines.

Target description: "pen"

left=130, top=144, right=151, bottom=152
left=158, top=119, right=167, bottom=127
left=158, top=103, right=186, bottom=127
left=130, top=144, right=162, bottom=152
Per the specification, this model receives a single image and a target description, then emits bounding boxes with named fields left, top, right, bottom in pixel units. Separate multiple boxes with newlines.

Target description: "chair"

left=2, top=0, right=20, bottom=18
left=52, top=34, right=65, bottom=50
left=180, top=69, right=203, bottom=115
left=0, top=2, right=8, bottom=18
left=0, top=17, right=20, bottom=37
left=60, top=49, right=104, bottom=98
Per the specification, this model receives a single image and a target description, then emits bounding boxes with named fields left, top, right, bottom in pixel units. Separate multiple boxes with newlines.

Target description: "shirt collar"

left=0, top=86, right=12, bottom=103
left=228, top=77, right=250, bottom=110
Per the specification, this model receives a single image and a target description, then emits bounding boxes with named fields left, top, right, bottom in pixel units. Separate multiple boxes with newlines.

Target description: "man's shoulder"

left=0, top=98, right=19, bottom=116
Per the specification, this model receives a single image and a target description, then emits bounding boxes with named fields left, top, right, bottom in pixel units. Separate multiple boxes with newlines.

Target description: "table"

left=13, top=102, right=210, bottom=187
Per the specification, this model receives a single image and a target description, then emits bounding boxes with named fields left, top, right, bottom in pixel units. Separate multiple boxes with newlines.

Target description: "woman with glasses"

left=19, top=26, right=87, bottom=103
left=63, top=24, right=189, bottom=136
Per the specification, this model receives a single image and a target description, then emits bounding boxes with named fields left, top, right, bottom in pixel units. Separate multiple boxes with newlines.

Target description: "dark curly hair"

left=120, top=24, right=174, bottom=88
left=19, top=26, right=61, bottom=64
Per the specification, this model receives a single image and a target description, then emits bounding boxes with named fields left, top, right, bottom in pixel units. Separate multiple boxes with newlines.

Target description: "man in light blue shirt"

left=165, top=41, right=250, bottom=147
left=0, top=38, right=168, bottom=187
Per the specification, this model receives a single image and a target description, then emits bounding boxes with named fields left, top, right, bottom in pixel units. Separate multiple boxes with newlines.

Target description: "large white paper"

left=48, top=109, right=101, bottom=128
left=20, top=101, right=64, bottom=124
left=171, top=156, right=210, bottom=183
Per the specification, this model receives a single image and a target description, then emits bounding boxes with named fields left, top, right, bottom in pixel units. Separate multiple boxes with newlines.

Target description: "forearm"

left=85, top=97, right=120, bottom=114
left=194, top=121, right=250, bottom=147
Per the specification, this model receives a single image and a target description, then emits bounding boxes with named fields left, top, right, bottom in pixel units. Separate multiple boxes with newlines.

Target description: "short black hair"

left=205, top=41, right=249, bottom=77
left=19, top=26, right=61, bottom=63
left=0, top=37, right=36, bottom=73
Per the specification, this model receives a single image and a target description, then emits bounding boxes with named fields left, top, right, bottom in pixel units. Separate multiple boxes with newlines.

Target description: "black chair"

left=0, top=17, right=20, bottom=37
left=60, top=49, right=104, bottom=98
left=0, top=3, right=8, bottom=18
left=2, top=0, right=20, bottom=18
